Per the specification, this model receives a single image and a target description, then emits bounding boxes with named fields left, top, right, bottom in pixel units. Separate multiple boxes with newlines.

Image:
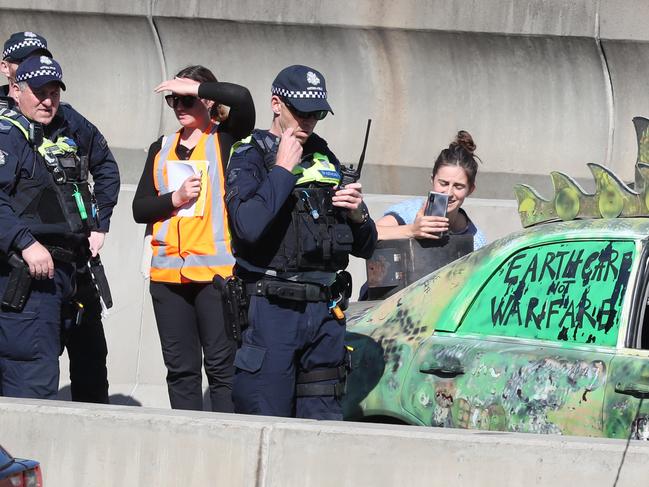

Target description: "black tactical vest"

left=235, top=130, right=353, bottom=273
left=0, top=107, right=96, bottom=242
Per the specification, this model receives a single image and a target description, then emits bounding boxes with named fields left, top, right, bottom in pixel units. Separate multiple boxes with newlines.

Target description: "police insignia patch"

left=306, top=71, right=320, bottom=86
left=0, top=150, right=7, bottom=166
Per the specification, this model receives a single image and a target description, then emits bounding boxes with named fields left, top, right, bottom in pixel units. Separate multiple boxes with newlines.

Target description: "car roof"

left=505, top=217, right=649, bottom=244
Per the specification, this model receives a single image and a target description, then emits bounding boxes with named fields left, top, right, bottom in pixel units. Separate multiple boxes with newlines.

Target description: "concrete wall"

left=0, top=1, right=644, bottom=405
left=2, top=397, right=649, bottom=487
left=2, top=1, right=649, bottom=196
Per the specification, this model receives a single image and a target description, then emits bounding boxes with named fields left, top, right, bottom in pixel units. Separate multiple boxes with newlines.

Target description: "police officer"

left=226, top=65, right=377, bottom=420
left=0, top=32, right=51, bottom=100
left=1, top=33, right=120, bottom=404
left=0, top=56, right=97, bottom=398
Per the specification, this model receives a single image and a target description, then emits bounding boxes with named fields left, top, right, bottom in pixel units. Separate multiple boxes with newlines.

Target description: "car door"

left=401, top=239, right=637, bottom=437
left=604, top=241, right=649, bottom=439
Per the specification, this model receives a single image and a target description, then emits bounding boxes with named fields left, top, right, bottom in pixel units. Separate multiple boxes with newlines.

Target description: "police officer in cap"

left=226, top=65, right=377, bottom=419
left=0, top=56, right=98, bottom=398
left=0, top=32, right=51, bottom=100
left=0, top=32, right=120, bottom=403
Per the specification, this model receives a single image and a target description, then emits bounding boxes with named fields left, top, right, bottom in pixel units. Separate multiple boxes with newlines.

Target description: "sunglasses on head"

left=282, top=98, right=328, bottom=121
left=165, top=94, right=197, bottom=109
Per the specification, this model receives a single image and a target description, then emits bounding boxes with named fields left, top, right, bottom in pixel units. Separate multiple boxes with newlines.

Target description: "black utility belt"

left=246, top=279, right=334, bottom=303
left=44, top=245, right=76, bottom=264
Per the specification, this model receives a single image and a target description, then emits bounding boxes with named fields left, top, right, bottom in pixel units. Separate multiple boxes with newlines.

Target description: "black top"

left=132, top=81, right=255, bottom=223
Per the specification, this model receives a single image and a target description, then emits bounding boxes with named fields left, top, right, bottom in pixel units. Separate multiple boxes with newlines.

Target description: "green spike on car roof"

left=515, top=116, right=649, bottom=227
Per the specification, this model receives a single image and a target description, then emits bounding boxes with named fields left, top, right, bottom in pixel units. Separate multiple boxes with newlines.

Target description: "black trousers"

left=150, top=280, right=236, bottom=412
left=65, top=267, right=109, bottom=403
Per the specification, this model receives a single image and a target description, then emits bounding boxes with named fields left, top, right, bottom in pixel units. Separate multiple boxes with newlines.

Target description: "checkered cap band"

left=3, top=38, right=47, bottom=59
left=15, top=66, right=62, bottom=83
left=272, top=86, right=327, bottom=99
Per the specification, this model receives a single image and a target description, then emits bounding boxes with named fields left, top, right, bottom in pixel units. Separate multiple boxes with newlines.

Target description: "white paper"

left=166, top=160, right=209, bottom=217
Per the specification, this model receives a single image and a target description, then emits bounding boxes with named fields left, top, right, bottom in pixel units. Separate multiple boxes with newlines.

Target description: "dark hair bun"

left=451, top=130, right=476, bottom=154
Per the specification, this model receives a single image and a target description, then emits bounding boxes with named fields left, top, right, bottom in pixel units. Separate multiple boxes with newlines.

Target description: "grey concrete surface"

left=2, top=397, right=649, bottom=487
left=3, top=1, right=649, bottom=195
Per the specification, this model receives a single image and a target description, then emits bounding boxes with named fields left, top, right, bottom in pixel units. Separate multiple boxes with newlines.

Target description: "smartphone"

left=424, top=191, right=449, bottom=218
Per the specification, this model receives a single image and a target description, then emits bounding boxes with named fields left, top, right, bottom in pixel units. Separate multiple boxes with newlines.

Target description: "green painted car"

left=343, top=162, right=649, bottom=439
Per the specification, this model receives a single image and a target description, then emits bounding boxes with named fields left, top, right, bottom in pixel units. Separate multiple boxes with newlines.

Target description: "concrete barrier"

left=2, top=397, right=649, bottom=487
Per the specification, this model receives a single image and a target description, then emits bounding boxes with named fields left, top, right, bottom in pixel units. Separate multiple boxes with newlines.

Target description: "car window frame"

left=625, top=237, right=649, bottom=349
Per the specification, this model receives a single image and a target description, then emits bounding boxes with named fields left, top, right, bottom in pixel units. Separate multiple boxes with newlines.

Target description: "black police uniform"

left=2, top=30, right=120, bottom=403
left=226, top=129, right=377, bottom=419
left=2, top=82, right=121, bottom=403
left=0, top=96, right=96, bottom=398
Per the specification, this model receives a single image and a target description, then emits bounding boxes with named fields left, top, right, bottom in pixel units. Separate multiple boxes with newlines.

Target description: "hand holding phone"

left=424, top=191, right=449, bottom=218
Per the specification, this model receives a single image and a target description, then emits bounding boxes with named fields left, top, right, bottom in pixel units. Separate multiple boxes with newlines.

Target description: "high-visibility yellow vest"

left=150, top=124, right=234, bottom=283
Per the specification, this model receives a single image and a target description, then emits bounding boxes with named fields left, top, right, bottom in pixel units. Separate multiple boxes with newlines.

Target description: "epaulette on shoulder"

left=514, top=116, right=649, bottom=227
left=233, top=142, right=254, bottom=154
left=0, top=120, right=11, bottom=133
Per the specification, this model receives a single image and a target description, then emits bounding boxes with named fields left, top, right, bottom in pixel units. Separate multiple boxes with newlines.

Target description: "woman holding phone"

left=376, top=130, right=487, bottom=250
left=132, top=65, right=254, bottom=412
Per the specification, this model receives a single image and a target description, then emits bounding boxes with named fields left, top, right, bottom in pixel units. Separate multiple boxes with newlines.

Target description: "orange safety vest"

left=149, top=124, right=234, bottom=283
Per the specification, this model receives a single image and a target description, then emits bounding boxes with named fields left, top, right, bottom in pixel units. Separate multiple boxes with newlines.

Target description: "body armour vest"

left=0, top=106, right=96, bottom=241
left=233, top=129, right=354, bottom=274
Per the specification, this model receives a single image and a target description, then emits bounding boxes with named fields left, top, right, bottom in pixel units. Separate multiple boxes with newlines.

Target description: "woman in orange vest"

left=132, top=65, right=255, bottom=411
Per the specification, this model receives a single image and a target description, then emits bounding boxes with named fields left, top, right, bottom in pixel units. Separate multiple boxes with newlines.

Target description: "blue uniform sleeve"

left=225, top=144, right=297, bottom=244
left=350, top=216, right=378, bottom=259
left=0, top=129, right=36, bottom=253
left=62, top=105, right=120, bottom=232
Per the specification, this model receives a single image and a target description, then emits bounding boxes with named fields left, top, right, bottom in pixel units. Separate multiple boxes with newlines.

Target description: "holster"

left=1, top=252, right=31, bottom=312
left=214, top=275, right=249, bottom=343
left=333, top=271, right=352, bottom=310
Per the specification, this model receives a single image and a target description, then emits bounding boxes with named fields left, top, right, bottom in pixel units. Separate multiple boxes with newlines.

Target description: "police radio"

left=340, top=119, right=372, bottom=187
left=28, top=122, right=43, bottom=147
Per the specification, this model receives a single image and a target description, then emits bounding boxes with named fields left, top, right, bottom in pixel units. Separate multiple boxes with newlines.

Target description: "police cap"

left=271, top=65, right=333, bottom=115
left=15, top=55, right=66, bottom=91
left=2, top=31, right=52, bottom=62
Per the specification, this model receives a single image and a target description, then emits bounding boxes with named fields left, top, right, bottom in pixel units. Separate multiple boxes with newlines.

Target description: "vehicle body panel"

left=344, top=218, right=649, bottom=439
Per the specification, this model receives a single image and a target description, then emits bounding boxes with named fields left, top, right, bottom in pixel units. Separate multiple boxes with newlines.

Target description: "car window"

left=459, top=240, right=635, bottom=347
